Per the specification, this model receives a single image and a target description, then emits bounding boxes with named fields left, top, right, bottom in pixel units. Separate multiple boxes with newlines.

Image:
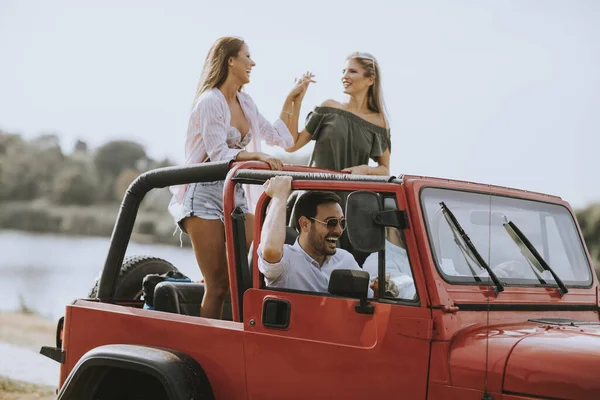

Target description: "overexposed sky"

left=0, top=0, right=598, bottom=207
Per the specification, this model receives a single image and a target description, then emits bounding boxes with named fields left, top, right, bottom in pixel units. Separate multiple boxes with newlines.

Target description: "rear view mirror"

left=328, top=269, right=370, bottom=299
left=346, top=191, right=385, bottom=253
left=470, top=210, right=507, bottom=226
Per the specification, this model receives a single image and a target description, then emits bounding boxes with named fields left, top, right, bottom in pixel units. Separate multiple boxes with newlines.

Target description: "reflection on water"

left=0, top=230, right=200, bottom=320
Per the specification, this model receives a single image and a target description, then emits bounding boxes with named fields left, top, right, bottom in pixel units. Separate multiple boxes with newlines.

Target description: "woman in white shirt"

left=169, top=36, right=313, bottom=319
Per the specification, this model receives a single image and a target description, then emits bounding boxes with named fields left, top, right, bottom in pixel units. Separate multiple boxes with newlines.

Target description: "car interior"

left=149, top=189, right=387, bottom=320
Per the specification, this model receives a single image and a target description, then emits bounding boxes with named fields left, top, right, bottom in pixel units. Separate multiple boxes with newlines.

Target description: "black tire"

left=89, top=256, right=179, bottom=299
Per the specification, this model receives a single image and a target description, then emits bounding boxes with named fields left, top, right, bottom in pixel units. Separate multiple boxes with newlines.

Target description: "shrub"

left=52, top=166, right=99, bottom=205
left=576, top=203, right=600, bottom=271
left=114, top=168, right=140, bottom=200
left=94, top=140, right=147, bottom=178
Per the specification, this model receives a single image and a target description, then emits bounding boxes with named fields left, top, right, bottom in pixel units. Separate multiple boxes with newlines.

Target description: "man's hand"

left=370, top=278, right=380, bottom=297
left=263, top=175, right=292, bottom=200
left=370, top=273, right=400, bottom=298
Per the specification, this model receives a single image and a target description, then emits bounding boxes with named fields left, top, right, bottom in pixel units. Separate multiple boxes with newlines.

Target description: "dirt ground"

left=0, top=312, right=57, bottom=399
left=0, top=312, right=56, bottom=351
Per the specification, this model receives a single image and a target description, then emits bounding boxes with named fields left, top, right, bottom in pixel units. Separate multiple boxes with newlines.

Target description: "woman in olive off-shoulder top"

left=287, top=52, right=391, bottom=176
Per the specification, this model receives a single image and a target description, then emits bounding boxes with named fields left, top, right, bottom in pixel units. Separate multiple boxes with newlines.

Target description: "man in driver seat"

left=258, top=176, right=374, bottom=296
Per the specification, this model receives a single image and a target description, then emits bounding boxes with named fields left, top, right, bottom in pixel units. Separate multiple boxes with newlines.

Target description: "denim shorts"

left=176, top=180, right=249, bottom=233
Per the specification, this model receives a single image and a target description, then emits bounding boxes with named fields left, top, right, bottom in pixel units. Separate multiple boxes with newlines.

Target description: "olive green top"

left=305, top=106, right=391, bottom=171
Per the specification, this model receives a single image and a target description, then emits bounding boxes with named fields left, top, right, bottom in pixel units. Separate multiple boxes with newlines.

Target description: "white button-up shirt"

left=169, top=88, right=294, bottom=217
left=363, top=240, right=416, bottom=300
left=258, top=240, right=373, bottom=296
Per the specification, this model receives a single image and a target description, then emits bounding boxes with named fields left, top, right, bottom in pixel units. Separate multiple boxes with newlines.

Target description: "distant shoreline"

left=0, top=199, right=190, bottom=247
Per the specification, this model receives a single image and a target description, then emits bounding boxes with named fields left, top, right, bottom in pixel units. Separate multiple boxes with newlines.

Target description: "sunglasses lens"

left=326, top=218, right=346, bottom=230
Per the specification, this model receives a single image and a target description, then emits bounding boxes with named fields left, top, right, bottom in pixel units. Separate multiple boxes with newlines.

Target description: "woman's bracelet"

left=282, top=110, right=293, bottom=118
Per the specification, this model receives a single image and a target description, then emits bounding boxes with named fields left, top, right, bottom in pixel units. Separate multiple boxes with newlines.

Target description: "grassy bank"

left=0, top=377, right=56, bottom=400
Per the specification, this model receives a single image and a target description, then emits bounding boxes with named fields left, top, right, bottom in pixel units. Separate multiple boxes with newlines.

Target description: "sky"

left=0, top=0, right=598, bottom=208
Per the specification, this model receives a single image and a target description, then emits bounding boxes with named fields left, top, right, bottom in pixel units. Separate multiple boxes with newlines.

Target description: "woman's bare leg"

left=183, top=217, right=229, bottom=319
left=244, top=213, right=255, bottom=251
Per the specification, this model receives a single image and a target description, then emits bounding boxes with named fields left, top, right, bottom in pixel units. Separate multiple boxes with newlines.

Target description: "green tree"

left=52, top=163, right=100, bottom=205
left=114, top=168, right=140, bottom=200
left=576, top=204, right=600, bottom=270
left=94, top=140, right=147, bottom=178
left=0, top=133, right=65, bottom=201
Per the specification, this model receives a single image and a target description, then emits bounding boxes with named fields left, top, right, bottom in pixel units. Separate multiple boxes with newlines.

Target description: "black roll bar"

left=97, top=161, right=231, bottom=300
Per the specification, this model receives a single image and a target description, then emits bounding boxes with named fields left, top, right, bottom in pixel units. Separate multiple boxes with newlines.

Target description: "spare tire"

left=89, top=256, right=179, bottom=299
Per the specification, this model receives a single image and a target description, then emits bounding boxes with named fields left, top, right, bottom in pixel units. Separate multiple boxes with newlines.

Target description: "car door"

left=243, top=189, right=432, bottom=399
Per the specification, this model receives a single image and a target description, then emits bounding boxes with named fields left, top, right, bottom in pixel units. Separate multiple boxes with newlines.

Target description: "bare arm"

left=342, top=148, right=391, bottom=176
left=286, top=98, right=337, bottom=153
left=253, top=73, right=315, bottom=153
left=281, top=72, right=315, bottom=148
left=371, top=148, right=390, bottom=176
left=279, top=95, right=300, bottom=143
left=259, top=176, right=292, bottom=263
left=285, top=129, right=312, bottom=152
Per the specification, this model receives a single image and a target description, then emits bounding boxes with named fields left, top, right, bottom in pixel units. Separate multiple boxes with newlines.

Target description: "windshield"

left=421, top=188, right=592, bottom=287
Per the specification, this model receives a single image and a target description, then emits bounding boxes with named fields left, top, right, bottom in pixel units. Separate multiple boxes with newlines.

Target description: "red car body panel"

left=52, top=164, right=599, bottom=399
left=242, top=288, right=432, bottom=399
left=60, top=301, right=247, bottom=399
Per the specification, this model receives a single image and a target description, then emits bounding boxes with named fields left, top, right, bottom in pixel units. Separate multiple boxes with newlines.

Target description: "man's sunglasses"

left=310, top=217, right=347, bottom=231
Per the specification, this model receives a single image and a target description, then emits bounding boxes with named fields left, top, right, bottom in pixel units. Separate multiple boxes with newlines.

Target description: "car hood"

left=448, top=319, right=600, bottom=399
left=503, top=323, right=600, bottom=399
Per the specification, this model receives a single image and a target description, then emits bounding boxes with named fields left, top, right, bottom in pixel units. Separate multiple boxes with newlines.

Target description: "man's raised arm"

left=259, top=176, right=292, bottom=264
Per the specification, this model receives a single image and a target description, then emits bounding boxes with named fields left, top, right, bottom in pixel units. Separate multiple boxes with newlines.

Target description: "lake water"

left=0, top=230, right=200, bottom=320
left=0, top=230, right=201, bottom=387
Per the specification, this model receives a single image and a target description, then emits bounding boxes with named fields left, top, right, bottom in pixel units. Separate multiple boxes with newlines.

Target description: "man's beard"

left=309, top=225, right=337, bottom=257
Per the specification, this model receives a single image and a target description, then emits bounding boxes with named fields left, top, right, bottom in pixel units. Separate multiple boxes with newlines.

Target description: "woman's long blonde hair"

left=347, top=52, right=390, bottom=129
left=192, top=36, right=245, bottom=107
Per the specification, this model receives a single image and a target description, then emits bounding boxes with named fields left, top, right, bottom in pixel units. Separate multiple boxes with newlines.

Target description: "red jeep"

left=41, top=160, right=599, bottom=400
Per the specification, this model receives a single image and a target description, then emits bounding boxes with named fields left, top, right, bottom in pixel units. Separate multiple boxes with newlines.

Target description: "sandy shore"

left=0, top=312, right=57, bottom=351
left=0, top=376, right=56, bottom=400
left=0, top=311, right=58, bottom=399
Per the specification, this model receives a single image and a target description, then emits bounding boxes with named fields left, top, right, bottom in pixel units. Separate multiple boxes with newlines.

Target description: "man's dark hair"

left=293, top=191, right=341, bottom=232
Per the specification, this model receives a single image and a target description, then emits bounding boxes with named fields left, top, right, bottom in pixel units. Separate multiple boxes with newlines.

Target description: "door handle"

left=262, top=298, right=291, bottom=329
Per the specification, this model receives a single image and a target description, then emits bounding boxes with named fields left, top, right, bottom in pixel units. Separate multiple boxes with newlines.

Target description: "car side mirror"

left=345, top=191, right=385, bottom=253
left=328, top=269, right=370, bottom=299
left=328, top=269, right=374, bottom=315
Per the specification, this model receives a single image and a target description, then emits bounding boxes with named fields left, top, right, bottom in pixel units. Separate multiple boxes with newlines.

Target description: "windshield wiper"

left=440, top=202, right=504, bottom=295
left=503, top=220, right=568, bottom=297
